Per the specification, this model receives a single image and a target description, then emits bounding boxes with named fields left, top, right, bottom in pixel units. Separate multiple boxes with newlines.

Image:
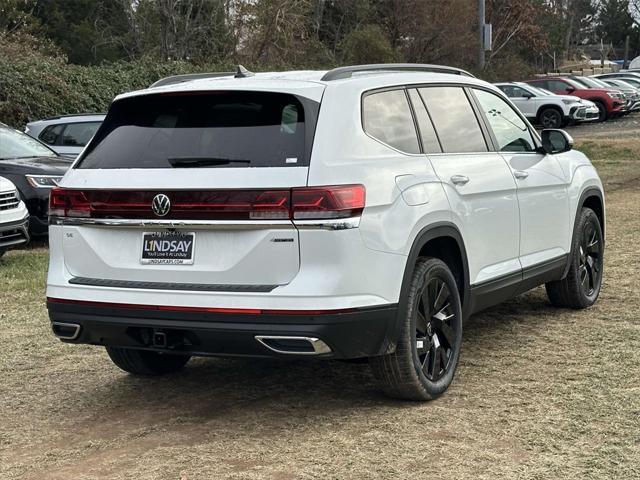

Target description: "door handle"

left=450, top=175, right=469, bottom=186
left=514, top=170, right=529, bottom=180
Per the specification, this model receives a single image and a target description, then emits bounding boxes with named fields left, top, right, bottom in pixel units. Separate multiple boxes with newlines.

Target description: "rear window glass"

left=77, top=92, right=312, bottom=169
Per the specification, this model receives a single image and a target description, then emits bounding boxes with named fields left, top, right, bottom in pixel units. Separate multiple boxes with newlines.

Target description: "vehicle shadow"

left=73, top=288, right=559, bottom=426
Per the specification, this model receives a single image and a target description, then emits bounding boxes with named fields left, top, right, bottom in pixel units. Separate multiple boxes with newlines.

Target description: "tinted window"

left=407, top=89, right=441, bottom=153
left=528, top=80, right=549, bottom=90
left=474, top=89, right=535, bottom=153
left=61, top=122, right=101, bottom=147
left=39, top=124, right=63, bottom=145
left=418, top=87, right=487, bottom=153
left=78, top=92, right=311, bottom=169
left=499, top=85, right=534, bottom=98
left=363, top=89, right=420, bottom=154
left=547, top=80, right=573, bottom=92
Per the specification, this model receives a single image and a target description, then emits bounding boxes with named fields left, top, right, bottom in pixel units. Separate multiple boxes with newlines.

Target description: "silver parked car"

left=25, top=114, right=105, bottom=158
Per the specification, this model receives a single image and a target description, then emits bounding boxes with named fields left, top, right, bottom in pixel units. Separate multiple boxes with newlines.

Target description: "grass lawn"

left=1, top=136, right=639, bottom=479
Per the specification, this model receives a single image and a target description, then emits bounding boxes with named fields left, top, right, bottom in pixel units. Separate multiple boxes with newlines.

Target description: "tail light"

left=292, top=185, right=365, bottom=219
left=49, top=188, right=91, bottom=218
left=49, top=185, right=365, bottom=221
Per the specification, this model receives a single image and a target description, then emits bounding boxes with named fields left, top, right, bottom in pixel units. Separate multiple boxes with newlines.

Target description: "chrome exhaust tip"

left=255, top=335, right=332, bottom=355
left=51, top=322, right=81, bottom=340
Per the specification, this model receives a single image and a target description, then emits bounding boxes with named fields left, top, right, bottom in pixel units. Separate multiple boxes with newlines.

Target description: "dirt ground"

left=1, top=118, right=639, bottom=479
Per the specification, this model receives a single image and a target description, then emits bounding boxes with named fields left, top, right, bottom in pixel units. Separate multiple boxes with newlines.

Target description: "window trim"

left=408, top=88, right=443, bottom=154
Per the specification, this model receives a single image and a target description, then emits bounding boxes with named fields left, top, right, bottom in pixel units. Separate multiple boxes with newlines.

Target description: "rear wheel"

left=546, top=207, right=603, bottom=309
left=370, top=257, right=463, bottom=401
left=538, top=107, right=563, bottom=128
left=594, top=101, right=608, bottom=122
left=106, top=347, right=191, bottom=375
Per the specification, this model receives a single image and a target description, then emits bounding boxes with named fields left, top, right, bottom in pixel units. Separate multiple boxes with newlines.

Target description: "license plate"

left=141, top=231, right=195, bottom=265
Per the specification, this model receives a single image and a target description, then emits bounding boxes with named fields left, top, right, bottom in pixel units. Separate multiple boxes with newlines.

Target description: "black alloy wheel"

left=370, top=257, right=463, bottom=401
left=415, top=277, right=458, bottom=382
left=578, top=218, right=602, bottom=297
left=540, top=108, right=563, bottom=128
left=546, top=207, right=604, bottom=309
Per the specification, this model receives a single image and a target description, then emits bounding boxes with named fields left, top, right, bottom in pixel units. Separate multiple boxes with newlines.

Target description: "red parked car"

left=525, top=77, right=625, bottom=121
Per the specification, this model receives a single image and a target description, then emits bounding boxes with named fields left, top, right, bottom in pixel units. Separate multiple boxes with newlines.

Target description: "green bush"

left=0, top=37, right=232, bottom=128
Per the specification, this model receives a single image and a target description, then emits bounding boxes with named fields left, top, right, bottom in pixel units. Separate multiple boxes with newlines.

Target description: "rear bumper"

left=47, top=298, right=398, bottom=359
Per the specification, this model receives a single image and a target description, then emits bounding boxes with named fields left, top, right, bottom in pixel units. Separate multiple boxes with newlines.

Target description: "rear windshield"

left=76, top=91, right=316, bottom=169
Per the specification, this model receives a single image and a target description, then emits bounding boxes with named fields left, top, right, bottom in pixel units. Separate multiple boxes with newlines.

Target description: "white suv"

left=0, top=176, right=30, bottom=257
left=494, top=82, right=599, bottom=127
left=46, top=64, right=605, bottom=400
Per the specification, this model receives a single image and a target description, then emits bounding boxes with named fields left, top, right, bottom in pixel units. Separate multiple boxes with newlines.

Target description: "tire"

left=370, top=257, right=463, bottom=401
left=538, top=107, right=563, bottom=128
left=593, top=101, right=608, bottom=122
left=106, top=347, right=191, bottom=375
left=545, top=207, right=604, bottom=309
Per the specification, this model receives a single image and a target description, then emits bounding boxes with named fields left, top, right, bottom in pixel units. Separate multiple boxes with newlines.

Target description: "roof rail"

left=150, top=72, right=234, bottom=88
left=41, top=113, right=105, bottom=121
left=320, top=63, right=475, bottom=81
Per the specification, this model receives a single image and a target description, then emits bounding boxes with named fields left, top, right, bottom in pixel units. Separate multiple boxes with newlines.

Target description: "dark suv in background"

left=0, top=124, right=71, bottom=235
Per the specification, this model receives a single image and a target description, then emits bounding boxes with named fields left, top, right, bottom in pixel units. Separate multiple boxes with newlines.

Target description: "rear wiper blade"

left=167, top=156, right=251, bottom=167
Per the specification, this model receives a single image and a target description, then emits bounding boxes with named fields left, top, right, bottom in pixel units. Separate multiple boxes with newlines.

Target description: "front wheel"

left=106, top=347, right=191, bottom=375
left=546, top=207, right=604, bottom=309
left=538, top=107, right=563, bottom=128
left=370, top=257, right=463, bottom=401
left=594, top=101, right=608, bottom=122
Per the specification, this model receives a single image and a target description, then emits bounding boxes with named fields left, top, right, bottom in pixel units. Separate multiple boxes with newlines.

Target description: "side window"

left=407, top=89, right=441, bottom=153
left=530, top=80, right=548, bottom=91
left=418, top=87, right=487, bottom=153
left=473, top=89, right=536, bottom=153
left=39, top=124, right=63, bottom=145
left=60, top=122, right=101, bottom=147
left=511, top=86, right=533, bottom=98
left=362, top=89, right=420, bottom=154
left=497, top=85, right=515, bottom=97
left=547, top=80, right=570, bottom=92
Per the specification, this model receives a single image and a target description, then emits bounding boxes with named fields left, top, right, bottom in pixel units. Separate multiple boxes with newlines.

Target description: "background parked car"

left=0, top=176, right=30, bottom=257
left=526, top=76, right=625, bottom=121
left=494, top=81, right=590, bottom=127
left=594, top=71, right=640, bottom=82
left=594, top=75, right=640, bottom=90
left=597, top=79, right=640, bottom=111
left=0, top=123, right=71, bottom=235
left=25, top=114, right=105, bottom=158
left=568, top=75, right=639, bottom=114
left=535, top=87, right=600, bottom=122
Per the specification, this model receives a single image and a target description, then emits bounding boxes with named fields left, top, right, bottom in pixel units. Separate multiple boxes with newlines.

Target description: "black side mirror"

left=566, top=86, right=576, bottom=93
left=541, top=129, right=573, bottom=154
left=523, top=92, right=534, bottom=99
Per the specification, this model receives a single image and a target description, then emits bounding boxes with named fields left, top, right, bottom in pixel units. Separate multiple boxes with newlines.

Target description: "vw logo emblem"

left=151, top=194, right=171, bottom=217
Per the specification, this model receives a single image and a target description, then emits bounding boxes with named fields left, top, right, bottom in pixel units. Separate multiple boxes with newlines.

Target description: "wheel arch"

left=388, top=223, right=471, bottom=352
left=562, top=187, right=605, bottom=278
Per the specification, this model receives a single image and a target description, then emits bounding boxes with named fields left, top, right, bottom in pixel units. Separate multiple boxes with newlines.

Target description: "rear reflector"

left=46, top=297, right=357, bottom=315
left=49, top=185, right=365, bottom=221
